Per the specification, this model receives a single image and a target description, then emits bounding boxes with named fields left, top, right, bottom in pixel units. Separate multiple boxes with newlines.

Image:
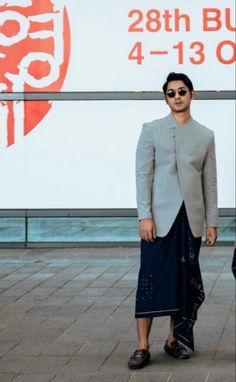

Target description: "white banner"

left=0, top=0, right=235, bottom=92
left=65, top=0, right=236, bottom=91
left=0, top=100, right=235, bottom=208
left=0, top=1, right=235, bottom=210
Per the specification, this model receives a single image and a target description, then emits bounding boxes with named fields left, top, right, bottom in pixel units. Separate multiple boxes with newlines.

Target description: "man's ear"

left=164, top=95, right=168, bottom=104
left=191, top=90, right=196, bottom=99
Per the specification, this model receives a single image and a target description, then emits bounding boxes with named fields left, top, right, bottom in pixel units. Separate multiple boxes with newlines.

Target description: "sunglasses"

left=166, top=88, right=188, bottom=98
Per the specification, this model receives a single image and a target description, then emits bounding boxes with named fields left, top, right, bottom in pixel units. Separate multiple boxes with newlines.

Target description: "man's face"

left=165, top=80, right=194, bottom=113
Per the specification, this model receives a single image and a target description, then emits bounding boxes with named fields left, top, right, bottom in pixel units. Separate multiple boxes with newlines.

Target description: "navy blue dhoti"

left=135, top=203, right=205, bottom=351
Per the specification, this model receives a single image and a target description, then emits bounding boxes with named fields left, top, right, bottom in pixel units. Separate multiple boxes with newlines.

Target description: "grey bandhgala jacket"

left=136, top=113, right=218, bottom=237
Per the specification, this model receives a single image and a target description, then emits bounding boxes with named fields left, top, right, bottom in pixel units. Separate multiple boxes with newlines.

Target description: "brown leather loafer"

left=128, top=349, right=151, bottom=369
left=164, top=340, right=190, bottom=359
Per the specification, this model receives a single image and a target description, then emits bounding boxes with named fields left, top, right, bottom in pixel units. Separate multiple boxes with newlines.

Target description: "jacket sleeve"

left=135, top=123, right=155, bottom=220
left=202, top=133, right=218, bottom=227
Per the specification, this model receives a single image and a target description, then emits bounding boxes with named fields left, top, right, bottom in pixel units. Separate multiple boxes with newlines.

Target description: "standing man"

left=128, top=72, right=218, bottom=369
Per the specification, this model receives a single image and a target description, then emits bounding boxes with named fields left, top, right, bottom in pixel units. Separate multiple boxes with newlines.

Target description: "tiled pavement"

left=0, top=246, right=235, bottom=382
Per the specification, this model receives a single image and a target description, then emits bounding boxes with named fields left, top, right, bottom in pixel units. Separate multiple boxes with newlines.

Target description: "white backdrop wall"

left=0, top=0, right=235, bottom=209
left=0, top=100, right=235, bottom=209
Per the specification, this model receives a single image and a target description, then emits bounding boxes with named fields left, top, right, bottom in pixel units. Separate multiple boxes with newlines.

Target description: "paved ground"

left=0, top=246, right=235, bottom=382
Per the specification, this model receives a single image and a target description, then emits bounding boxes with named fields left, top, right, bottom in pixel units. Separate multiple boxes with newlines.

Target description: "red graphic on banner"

left=0, top=0, right=71, bottom=147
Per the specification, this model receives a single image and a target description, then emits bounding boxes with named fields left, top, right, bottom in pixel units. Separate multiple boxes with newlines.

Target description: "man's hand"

left=206, top=227, right=217, bottom=246
left=139, top=218, right=157, bottom=242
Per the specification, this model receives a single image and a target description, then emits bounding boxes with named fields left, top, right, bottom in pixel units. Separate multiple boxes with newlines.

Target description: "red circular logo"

left=0, top=0, right=71, bottom=147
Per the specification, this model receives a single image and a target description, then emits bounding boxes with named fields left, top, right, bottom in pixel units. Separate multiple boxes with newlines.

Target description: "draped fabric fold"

left=135, top=203, right=205, bottom=351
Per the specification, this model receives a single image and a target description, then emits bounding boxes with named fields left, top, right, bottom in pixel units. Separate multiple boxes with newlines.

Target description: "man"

left=128, top=72, right=218, bottom=369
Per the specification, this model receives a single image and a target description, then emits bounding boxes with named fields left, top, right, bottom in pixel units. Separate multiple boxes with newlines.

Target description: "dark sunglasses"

left=166, top=88, right=188, bottom=98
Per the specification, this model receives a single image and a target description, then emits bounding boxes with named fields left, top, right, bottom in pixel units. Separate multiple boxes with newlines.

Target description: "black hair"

left=162, top=72, right=194, bottom=94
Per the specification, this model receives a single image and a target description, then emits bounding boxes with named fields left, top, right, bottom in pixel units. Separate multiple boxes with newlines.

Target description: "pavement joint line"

left=212, top=301, right=234, bottom=360
left=38, top=316, right=84, bottom=358
left=49, top=355, right=72, bottom=382
left=205, top=369, right=212, bottom=382
left=97, top=340, right=121, bottom=370
left=81, top=265, right=112, bottom=289
left=0, top=264, right=52, bottom=299
left=49, top=374, right=57, bottom=382
left=0, top=258, right=138, bottom=265
left=122, top=286, right=136, bottom=305
left=2, top=294, right=82, bottom=357
left=0, top=265, right=24, bottom=280
left=127, top=373, right=135, bottom=381
left=0, top=264, right=45, bottom=282
left=207, top=262, right=224, bottom=296
left=102, top=262, right=136, bottom=288
left=1, top=311, right=59, bottom=358
left=23, top=280, right=63, bottom=313
left=53, top=263, right=91, bottom=290
left=87, top=264, right=138, bottom=325
left=36, top=262, right=93, bottom=298
left=166, top=372, right=173, bottom=382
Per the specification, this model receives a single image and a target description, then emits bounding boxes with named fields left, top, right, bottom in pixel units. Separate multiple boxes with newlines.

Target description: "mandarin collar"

left=167, top=113, right=194, bottom=128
